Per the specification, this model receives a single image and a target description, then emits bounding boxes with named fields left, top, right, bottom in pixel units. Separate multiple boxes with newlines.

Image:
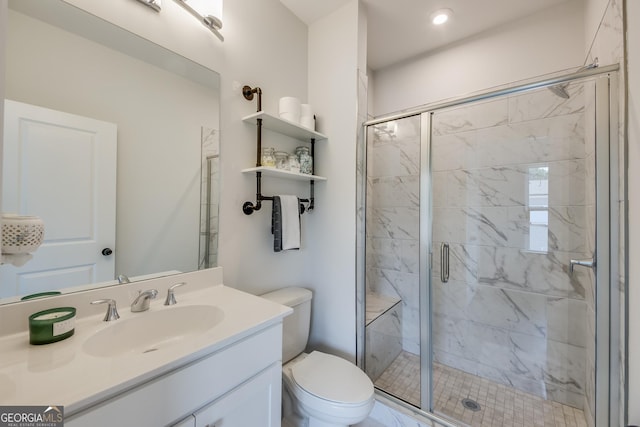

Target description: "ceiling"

left=280, top=0, right=574, bottom=70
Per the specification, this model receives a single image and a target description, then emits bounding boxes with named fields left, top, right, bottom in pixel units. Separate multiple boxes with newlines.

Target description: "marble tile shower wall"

left=430, top=85, right=592, bottom=409
left=366, top=115, right=422, bottom=355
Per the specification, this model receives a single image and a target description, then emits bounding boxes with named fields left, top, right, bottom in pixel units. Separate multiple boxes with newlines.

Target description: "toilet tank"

left=261, top=287, right=312, bottom=363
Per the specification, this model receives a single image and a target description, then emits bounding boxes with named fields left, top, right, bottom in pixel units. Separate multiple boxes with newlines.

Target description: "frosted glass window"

left=528, top=166, right=549, bottom=252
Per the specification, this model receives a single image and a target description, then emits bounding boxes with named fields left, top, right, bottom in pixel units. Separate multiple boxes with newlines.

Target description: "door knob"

left=101, top=248, right=113, bottom=256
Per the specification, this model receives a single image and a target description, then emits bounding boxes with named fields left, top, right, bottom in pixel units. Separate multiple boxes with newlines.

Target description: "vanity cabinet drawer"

left=193, top=363, right=281, bottom=427
left=66, top=324, right=283, bottom=427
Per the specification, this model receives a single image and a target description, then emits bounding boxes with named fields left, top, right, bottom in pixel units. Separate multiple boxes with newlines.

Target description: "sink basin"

left=83, top=305, right=224, bottom=357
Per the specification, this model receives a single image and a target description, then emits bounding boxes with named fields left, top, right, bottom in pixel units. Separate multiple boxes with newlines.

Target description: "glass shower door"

left=428, top=78, right=600, bottom=426
left=360, top=73, right=616, bottom=427
left=364, top=115, right=423, bottom=407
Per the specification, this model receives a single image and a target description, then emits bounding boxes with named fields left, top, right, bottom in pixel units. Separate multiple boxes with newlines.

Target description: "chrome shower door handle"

left=441, top=243, right=450, bottom=283
left=570, top=258, right=596, bottom=274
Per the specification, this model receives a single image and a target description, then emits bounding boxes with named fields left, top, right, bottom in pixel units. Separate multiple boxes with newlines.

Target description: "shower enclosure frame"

left=356, top=64, right=622, bottom=427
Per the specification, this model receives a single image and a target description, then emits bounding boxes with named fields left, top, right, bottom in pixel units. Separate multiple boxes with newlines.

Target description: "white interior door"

left=1, top=99, right=117, bottom=298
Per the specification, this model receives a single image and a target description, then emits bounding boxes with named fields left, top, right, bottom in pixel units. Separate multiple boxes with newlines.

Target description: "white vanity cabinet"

left=65, top=324, right=283, bottom=427
left=191, top=363, right=280, bottom=427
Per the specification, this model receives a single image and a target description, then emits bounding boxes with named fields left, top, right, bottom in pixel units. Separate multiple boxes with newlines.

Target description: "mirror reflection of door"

left=1, top=100, right=117, bottom=298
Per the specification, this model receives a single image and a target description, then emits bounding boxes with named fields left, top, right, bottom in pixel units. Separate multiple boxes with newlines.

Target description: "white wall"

left=626, top=0, right=640, bottom=422
left=306, top=0, right=362, bottom=360
left=584, top=0, right=610, bottom=58
left=215, top=0, right=311, bottom=296
left=371, top=0, right=585, bottom=116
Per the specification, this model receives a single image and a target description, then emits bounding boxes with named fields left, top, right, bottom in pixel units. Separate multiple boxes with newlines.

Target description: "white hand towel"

left=280, top=195, right=300, bottom=251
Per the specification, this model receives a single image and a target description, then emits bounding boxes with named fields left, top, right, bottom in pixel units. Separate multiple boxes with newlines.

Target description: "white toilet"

left=262, top=287, right=375, bottom=427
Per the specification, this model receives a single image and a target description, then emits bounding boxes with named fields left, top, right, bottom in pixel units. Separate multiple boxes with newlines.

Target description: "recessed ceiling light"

left=430, top=8, right=453, bottom=25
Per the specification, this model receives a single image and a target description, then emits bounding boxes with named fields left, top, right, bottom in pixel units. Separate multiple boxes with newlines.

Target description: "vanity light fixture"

left=173, top=0, right=224, bottom=41
left=134, top=0, right=162, bottom=12
left=430, top=8, right=453, bottom=25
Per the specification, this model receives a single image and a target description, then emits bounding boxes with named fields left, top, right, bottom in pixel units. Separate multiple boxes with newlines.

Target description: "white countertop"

left=0, top=279, right=291, bottom=415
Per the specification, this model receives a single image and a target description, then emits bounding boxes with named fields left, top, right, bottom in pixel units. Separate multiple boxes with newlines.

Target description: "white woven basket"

left=2, top=214, right=45, bottom=254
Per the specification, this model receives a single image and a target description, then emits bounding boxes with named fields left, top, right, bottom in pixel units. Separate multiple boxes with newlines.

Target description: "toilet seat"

left=282, top=351, right=375, bottom=425
left=289, top=351, right=374, bottom=405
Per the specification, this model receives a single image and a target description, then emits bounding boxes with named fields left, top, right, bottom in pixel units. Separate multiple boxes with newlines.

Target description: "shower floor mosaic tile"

left=374, top=352, right=588, bottom=427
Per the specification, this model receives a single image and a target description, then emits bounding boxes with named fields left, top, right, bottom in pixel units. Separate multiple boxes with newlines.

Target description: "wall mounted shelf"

left=241, top=167, right=327, bottom=182
left=241, top=85, right=327, bottom=216
left=242, top=111, right=327, bottom=142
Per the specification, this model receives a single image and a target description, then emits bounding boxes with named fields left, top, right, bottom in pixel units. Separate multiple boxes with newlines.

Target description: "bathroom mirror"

left=0, top=0, right=220, bottom=303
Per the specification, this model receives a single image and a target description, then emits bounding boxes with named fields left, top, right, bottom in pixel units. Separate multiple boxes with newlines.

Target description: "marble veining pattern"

left=357, top=398, right=435, bottom=427
left=366, top=297, right=403, bottom=382
left=434, top=159, right=587, bottom=209
left=429, top=83, right=592, bottom=409
left=475, top=246, right=588, bottom=299
left=433, top=96, right=586, bottom=172
left=507, top=82, right=585, bottom=123
left=366, top=292, right=402, bottom=325
left=432, top=98, right=509, bottom=136
left=433, top=113, right=586, bottom=172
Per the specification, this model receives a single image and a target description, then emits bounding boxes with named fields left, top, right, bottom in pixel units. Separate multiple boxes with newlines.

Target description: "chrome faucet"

left=131, top=289, right=158, bottom=312
left=164, top=282, right=187, bottom=306
left=91, top=299, right=120, bottom=321
left=117, top=274, right=131, bottom=284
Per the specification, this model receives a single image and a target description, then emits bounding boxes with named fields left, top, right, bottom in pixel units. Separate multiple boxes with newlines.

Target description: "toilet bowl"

left=260, top=288, right=375, bottom=427
left=282, top=352, right=374, bottom=427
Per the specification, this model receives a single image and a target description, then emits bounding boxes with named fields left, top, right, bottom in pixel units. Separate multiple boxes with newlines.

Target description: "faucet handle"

left=165, top=282, right=187, bottom=306
left=91, top=299, right=120, bottom=321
